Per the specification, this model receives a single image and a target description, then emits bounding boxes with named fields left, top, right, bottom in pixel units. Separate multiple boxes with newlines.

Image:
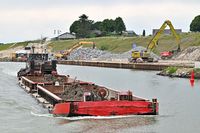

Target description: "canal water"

left=0, top=62, right=200, bottom=133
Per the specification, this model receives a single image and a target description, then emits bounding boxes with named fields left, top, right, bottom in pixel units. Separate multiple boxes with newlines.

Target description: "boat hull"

left=52, top=100, right=158, bottom=116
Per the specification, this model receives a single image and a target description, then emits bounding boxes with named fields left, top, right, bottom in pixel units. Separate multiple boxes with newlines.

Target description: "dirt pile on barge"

left=60, top=82, right=113, bottom=101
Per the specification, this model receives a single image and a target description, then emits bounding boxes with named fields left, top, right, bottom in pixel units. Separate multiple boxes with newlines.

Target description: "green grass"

left=165, top=67, right=178, bottom=74
left=50, top=32, right=200, bottom=54
left=13, top=41, right=29, bottom=47
left=0, top=44, right=13, bottom=51
left=2, top=32, right=200, bottom=54
left=0, top=41, right=34, bottom=51
left=194, top=68, right=200, bottom=73
left=50, top=36, right=150, bottom=53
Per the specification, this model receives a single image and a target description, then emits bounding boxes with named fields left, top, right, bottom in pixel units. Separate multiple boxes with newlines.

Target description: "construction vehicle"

left=130, top=20, right=180, bottom=62
left=55, top=41, right=95, bottom=59
left=130, top=49, right=153, bottom=63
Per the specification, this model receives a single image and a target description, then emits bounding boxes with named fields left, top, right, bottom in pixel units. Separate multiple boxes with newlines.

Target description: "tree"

left=92, top=21, right=103, bottom=30
left=70, top=20, right=80, bottom=34
left=115, top=17, right=126, bottom=34
left=69, top=14, right=128, bottom=38
left=79, top=14, right=88, bottom=22
left=69, top=14, right=93, bottom=38
left=142, top=29, right=146, bottom=36
left=102, top=19, right=115, bottom=33
left=190, top=15, right=200, bottom=32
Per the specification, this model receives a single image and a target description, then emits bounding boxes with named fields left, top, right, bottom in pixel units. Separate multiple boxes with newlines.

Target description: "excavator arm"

left=147, top=20, right=180, bottom=52
left=64, top=41, right=95, bottom=55
left=55, top=41, right=95, bottom=59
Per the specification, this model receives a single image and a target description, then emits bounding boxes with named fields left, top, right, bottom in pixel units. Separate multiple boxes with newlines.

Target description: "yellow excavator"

left=130, top=20, right=181, bottom=62
left=55, top=41, right=95, bottom=59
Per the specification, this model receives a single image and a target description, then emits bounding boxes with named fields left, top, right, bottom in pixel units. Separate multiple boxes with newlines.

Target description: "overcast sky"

left=0, top=0, right=200, bottom=43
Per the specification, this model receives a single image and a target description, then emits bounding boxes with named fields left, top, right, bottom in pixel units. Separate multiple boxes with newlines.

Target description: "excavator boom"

left=64, top=41, right=95, bottom=55
left=55, top=41, right=95, bottom=59
left=147, top=20, right=180, bottom=52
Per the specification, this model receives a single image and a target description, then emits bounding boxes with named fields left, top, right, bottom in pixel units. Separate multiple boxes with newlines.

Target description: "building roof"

left=57, top=32, right=75, bottom=37
left=52, top=32, right=76, bottom=40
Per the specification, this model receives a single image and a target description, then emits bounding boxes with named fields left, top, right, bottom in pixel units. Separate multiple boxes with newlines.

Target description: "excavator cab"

left=131, top=50, right=149, bottom=61
left=131, top=50, right=153, bottom=62
left=131, top=51, right=141, bottom=59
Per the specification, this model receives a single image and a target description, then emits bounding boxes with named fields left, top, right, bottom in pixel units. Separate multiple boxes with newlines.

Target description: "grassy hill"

left=0, top=42, right=28, bottom=51
left=49, top=32, right=200, bottom=54
left=1, top=32, right=200, bottom=55
left=0, top=41, right=39, bottom=51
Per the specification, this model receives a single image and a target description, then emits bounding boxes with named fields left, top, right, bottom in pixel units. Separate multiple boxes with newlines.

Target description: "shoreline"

left=0, top=59, right=194, bottom=71
left=157, top=67, right=200, bottom=79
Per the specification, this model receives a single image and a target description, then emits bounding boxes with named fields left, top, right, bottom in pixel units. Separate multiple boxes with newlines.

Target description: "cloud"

left=0, top=1, right=200, bottom=42
left=1, top=0, right=200, bottom=7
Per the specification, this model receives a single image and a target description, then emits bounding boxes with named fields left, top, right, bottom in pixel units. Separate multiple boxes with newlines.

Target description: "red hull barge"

left=18, top=53, right=159, bottom=117
left=53, top=100, right=158, bottom=116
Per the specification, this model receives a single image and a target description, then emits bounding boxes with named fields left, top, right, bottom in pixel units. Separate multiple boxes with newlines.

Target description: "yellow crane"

left=130, top=20, right=181, bottom=62
left=55, top=41, right=95, bottom=59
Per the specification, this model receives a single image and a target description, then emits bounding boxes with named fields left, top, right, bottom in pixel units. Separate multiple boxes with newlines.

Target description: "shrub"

left=166, top=67, right=178, bottom=74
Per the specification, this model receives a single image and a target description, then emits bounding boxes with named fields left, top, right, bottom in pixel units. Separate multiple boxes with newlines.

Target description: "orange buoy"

left=190, top=70, right=195, bottom=87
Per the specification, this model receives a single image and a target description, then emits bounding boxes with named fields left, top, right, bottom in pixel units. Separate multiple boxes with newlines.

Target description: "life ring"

left=98, top=88, right=109, bottom=98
